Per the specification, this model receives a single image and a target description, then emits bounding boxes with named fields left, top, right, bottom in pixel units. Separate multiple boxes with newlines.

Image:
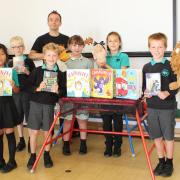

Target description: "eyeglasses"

left=11, top=45, right=24, bottom=49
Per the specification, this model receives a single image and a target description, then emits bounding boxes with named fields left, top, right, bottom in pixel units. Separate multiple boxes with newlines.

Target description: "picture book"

left=91, top=69, right=113, bottom=99
left=116, top=69, right=142, bottom=100
left=0, top=68, right=12, bottom=96
left=67, top=69, right=91, bottom=97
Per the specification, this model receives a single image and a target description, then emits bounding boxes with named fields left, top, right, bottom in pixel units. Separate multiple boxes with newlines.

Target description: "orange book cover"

left=91, top=69, right=113, bottom=99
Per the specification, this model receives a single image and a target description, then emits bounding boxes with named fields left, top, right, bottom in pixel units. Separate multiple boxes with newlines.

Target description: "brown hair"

left=106, top=31, right=122, bottom=50
left=148, top=32, right=167, bottom=48
left=68, top=35, right=85, bottom=47
left=42, top=42, right=60, bottom=55
left=48, top=10, right=61, bottom=22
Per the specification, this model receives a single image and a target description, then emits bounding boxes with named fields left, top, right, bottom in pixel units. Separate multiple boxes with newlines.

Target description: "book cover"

left=91, top=69, right=113, bottom=99
left=67, top=69, right=90, bottom=97
left=13, top=56, right=25, bottom=74
left=0, top=68, right=12, bottom=96
left=43, top=71, right=58, bottom=93
left=146, top=73, right=161, bottom=96
left=116, top=69, right=142, bottom=100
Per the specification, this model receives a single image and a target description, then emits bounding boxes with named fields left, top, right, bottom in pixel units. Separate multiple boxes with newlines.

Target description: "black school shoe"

left=27, top=154, right=36, bottom=170
left=104, top=146, right=112, bottom=157
left=0, top=159, right=6, bottom=171
left=16, top=140, right=26, bottom=152
left=153, top=162, right=165, bottom=176
left=1, top=160, right=17, bottom=173
left=63, top=141, right=71, bottom=156
left=161, top=162, right=174, bottom=177
left=79, top=140, right=87, bottom=155
left=113, top=147, right=121, bottom=157
left=44, top=152, right=53, bottom=168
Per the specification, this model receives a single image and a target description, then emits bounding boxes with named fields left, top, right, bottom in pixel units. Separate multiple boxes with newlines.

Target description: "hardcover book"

left=91, top=69, right=113, bottom=99
left=67, top=69, right=91, bottom=97
left=116, top=69, right=142, bottom=100
left=0, top=68, right=12, bottom=96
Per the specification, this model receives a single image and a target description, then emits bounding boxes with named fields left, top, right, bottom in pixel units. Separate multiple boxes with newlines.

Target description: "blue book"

left=116, top=69, right=142, bottom=100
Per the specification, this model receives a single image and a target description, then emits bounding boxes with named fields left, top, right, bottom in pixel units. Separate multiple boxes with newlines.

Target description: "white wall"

left=0, top=0, right=174, bottom=53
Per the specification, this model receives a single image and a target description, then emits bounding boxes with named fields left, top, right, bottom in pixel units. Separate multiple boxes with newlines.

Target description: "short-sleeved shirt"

left=65, top=56, right=93, bottom=69
left=106, top=51, right=130, bottom=69
left=31, top=33, right=69, bottom=53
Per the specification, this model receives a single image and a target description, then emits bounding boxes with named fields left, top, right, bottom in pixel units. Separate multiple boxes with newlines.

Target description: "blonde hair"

left=10, top=36, right=25, bottom=47
left=42, top=42, right=61, bottom=55
left=148, top=32, right=167, bottom=48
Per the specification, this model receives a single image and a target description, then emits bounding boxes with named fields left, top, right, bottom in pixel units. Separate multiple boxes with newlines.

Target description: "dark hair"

left=48, top=10, right=62, bottom=22
left=106, top=31, right=122, bottom=50
left=0, top=43, right=8, bottom=63
left=68, top=35, right=85, bottom=47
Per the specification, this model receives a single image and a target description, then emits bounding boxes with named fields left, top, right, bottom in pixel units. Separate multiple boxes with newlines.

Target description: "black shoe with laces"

left=63, top=141, right=71, bottom=156
left=161, top=162, right=173, bottom=177
left=27, top=154, right=36, bottom=170
left=16, top=140, right=26, bottom=152
left=79, top=140, right=87, bottom=155
left=0, top=159, right=6, bottom=171
left=1, top=160, right=17, bottom=173
left=153, top=162, right=165, bottom=176
left=44, top=152, right=53, bottom=168
left=113, top=147, right=121, bottom=157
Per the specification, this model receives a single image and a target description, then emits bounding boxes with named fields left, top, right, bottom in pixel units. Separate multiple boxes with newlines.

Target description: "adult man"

left=29, top=10, right=69, bottom=60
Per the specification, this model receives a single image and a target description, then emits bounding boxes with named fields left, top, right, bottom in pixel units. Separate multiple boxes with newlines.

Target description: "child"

left=0, top=44, right=20, bottom=173
left=142, top=32, right=177, bottom=177
left=62, top=35, right=93, bottom=155
left=9, top=36, right=35, bottom=152
left=101, top=32, right=130, bottom=157
left=27, top=43, right=66, bottom=170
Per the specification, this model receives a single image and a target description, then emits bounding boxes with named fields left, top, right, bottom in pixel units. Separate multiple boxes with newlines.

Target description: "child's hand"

left=51, top=83, right=59, bottom=93
left=157, top=91, right=170, bottom=100
left=36, top=81, right=46, bottom=92
left=143, top=89, right=152, bottom=98
left=9, top=79, right=15, bottom=88
left=21, top=66, right=30, bottom=75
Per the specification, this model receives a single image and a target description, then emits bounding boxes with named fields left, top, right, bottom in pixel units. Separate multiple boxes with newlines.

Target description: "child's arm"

left=58, top=71, right=67, bottom=97
left=11, top=69, right=20, bottom=93
left=10, top=80, right=19, bottom=93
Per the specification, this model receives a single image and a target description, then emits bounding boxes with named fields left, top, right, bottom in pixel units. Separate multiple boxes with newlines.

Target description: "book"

left=91, top=69, right=113, bottom=99
left=0, top=68, right=12, bottom=96
left=67, top=69, right=91, bottom=97
left=43, top=71, right=58, bottom=92
left=146, top=73, right=161, bottom=96
left=13, top=56, right=25, bottom=74
left=116, top=69, right=142, bottom=100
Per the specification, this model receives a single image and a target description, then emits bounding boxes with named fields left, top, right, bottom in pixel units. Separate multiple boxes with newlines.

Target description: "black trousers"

left=102, top=113, right=123, bottom=148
